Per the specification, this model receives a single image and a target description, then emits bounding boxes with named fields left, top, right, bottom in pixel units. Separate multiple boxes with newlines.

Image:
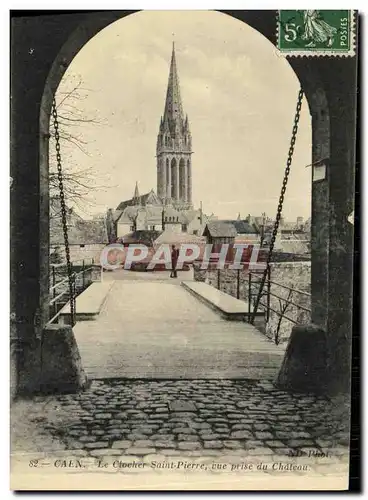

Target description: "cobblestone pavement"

left=11, top=379, right=350, bottom=476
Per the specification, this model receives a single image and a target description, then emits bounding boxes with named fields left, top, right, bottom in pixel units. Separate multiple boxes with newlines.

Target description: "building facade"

left=156, top=43, right=193, bottom=210
left=110, top=43, right=199, bottom=241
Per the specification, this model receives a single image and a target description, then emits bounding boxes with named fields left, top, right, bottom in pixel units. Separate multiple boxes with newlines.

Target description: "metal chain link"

left=51, top=98, right=76, bottom=326
left=250, top=88, right=304, bottom=325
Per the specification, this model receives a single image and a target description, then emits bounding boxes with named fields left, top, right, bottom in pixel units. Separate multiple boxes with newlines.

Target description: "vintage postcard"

left=10, top=9, right=358, bottom=491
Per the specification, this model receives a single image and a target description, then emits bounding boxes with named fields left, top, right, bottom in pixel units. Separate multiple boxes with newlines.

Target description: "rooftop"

left=204, top=220, right=238, bottom=238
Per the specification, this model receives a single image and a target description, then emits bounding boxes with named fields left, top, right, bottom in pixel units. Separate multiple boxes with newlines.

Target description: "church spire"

left=163, top=42, right=184, bottom=131
left=156, top=43, right=193, bottom=210
left=133, top=181, right=140, bottom=205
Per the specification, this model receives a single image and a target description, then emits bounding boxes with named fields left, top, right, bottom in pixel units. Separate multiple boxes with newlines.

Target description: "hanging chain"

left=250, top=88, right=304, bottom=325
left=51, top=98, right=76, bottom=326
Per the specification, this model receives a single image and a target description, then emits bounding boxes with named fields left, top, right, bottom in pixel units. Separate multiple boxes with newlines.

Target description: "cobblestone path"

left=12, top=379, right=350, bottom=477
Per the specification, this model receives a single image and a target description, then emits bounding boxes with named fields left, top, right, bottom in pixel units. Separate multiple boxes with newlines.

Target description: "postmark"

left=277, top=10, right=356, bottom=57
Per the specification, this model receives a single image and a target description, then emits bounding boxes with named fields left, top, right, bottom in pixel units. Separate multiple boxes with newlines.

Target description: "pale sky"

left=56, top=10, right=312, bottom=221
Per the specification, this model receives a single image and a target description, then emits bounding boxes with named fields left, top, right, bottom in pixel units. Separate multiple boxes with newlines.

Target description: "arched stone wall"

left=11, top=10, right=357, bottom=395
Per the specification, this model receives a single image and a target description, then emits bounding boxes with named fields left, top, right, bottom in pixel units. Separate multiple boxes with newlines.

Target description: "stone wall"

left=264, top=262, right=311, bottom=345
left=51, top=244, right=105, bottom=265
left=193, top=261, right=311, bottom=345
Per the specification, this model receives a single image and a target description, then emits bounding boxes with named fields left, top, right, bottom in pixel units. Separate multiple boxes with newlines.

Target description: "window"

left=182, top=224, right=187, bottom=232
left=193, top=230, right=198, bottom=236
left=130, top=225, right=135, bottom=231
left=79, top=244, right=85, bottom=248
left=151, top=225, right=156, bottom=231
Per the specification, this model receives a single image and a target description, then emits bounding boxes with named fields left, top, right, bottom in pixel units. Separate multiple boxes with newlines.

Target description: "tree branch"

left=49, top=75, right=112, bottom=217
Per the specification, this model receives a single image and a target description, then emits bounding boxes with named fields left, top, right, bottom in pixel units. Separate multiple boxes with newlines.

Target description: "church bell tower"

left=156, top=43, right=193, bottom=210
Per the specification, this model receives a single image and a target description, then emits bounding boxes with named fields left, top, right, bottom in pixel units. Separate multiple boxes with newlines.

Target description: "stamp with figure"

left=277, top=10, right=356, bottom=56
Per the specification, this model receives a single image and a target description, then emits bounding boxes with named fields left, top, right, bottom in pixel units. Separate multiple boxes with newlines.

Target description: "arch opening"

left=39, top=10, right=326, bottom=331
left=39, top=10, right=331, bottom=358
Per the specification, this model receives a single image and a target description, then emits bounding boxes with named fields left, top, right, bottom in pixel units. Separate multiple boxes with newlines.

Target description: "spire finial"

left=162, top=40, right=184, bottom=127
left=133, top=181, right=140, bottom=203
left=172, top=35, right=176, bottom=58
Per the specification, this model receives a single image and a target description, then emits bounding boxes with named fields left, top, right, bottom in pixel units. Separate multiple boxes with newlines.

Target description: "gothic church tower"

left=156, top=43, right=193, bottom=210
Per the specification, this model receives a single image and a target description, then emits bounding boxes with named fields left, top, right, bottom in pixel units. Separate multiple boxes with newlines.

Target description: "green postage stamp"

left=277, top=10, right=355, bottom=56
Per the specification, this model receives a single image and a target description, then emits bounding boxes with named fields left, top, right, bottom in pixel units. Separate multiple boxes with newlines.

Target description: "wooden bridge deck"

left=73, top=275, right=286, bottom=380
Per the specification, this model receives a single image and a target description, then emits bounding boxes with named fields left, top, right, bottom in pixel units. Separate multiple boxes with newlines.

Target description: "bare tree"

left=49, top=75, right=112, bottom=216
left=128, top=212, right=139, bottom=233
left=106, top=209, right=117, bottom=243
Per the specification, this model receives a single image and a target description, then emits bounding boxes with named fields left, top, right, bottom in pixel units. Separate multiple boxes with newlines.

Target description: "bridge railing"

left=48, top=259, right=96, bottom=325
left=248, top=270, right=311, bottom=344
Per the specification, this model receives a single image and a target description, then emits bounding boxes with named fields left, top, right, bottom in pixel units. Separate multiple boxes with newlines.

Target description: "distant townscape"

left=50, top=43, right=310, bottom=265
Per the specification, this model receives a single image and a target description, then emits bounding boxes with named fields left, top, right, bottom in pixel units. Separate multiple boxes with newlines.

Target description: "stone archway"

left=11, top=10, right=356, bottom=396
